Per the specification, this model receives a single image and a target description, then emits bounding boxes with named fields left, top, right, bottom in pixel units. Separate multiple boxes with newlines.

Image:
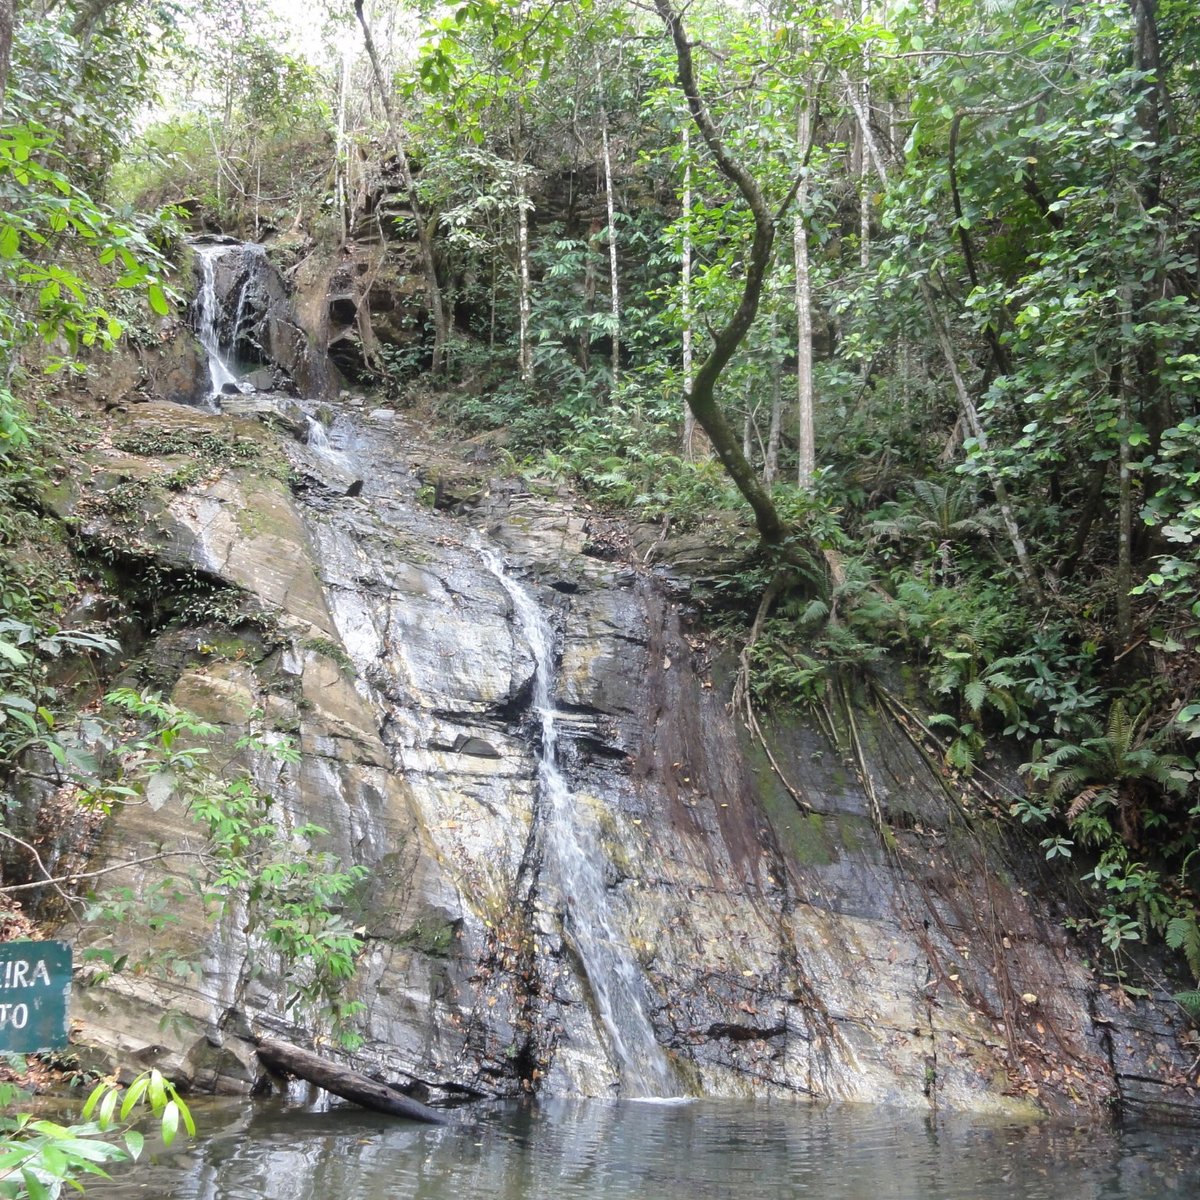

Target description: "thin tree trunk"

left=335, top=46, right=351, bottom=243
left=515, top=159, right=533, bottom=384
left=681, top=126, right=697, bottom=458
left=1117, top=282, right=1135, bottom=647
left=764, top=311, right=782, bottom=484
left=354, top=0, right=449, bottom=375
left=921, top=280, right=1045, bottom=606
left=794, top=100, right=816, bottom=489
left=598, top=93, right=620, bottom=392
left=0, top=0, right=12, bottom=116
left=857, top=80, right=870, bottom=273
left=581, top=235, right=594, bottom=373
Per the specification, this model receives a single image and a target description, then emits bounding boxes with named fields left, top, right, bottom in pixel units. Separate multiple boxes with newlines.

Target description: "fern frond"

left=1166, top=914, right=1200, bottom=981
left=1043, top=743, right=1085, bottom=769
left=963, top=678, right=987, bottom=715
left=947, top=738, right=976, bottom=772
left=1174, top=989, right=1200, bottom=1018
left=799, top=598, right=829, bottom=627
left=1044, top=765, right=1092, bottom=803
left=1066, top=786, right=1106, bottom=824
left=1106, top=700, right=1133, bottom=754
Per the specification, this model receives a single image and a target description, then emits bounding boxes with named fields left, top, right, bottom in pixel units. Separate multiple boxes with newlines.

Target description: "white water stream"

left=483, top=550, right=674, bottom=1098
left=193, top=245, right=241, bottom=399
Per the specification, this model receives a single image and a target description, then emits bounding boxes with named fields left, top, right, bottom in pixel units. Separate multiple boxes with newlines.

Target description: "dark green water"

left=86, top=1098, right=1199, bottom=1200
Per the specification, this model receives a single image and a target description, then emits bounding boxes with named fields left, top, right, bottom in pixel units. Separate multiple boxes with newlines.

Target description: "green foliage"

left=0, top=1068, right=192, bottom=1199
left=112, top=428, right=262, bottom=467
left=1021, top=702, right=1193, bottom=843
left=0, top=617, right=118, bottom=779
left=0, top=122, right=178, bottom=381
left=1166, top=914, right=1200, bottom=983
left=80, top=690, right=368, bottom=1046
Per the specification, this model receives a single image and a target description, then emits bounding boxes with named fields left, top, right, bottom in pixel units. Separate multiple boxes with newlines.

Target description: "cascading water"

left=193, top=245, right=241, bottom=399
left=305, top=416, right=331, bottom=453
left=483, top=550, right=675, bottom=1098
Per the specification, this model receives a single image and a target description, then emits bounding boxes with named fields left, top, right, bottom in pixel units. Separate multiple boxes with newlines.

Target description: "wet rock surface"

left=59, top=392, right=1200, bottom=1123
left=54, top=246, right=1199, bottom=1120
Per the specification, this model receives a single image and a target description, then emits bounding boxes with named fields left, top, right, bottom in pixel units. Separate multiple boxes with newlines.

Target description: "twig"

left=0, top=828, right=84, bottom=911
left=0, top=838, right=211, bottom=895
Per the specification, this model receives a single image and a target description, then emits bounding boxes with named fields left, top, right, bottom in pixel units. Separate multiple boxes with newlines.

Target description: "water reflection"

left=87, top=1098, right=1200, bottom=1200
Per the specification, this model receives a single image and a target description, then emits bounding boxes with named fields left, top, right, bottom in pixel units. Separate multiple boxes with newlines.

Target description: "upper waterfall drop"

left=192, top=244, right=242, bottom=400
left=482, top=548, right=676, bottom=1099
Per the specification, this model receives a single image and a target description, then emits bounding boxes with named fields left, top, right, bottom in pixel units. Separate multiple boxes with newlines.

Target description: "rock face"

left=60, top=393, right=1200, bottom=1123
left=49, top=245, right=1197, bottom=1122
left=191, top=238, right=341, bottom=402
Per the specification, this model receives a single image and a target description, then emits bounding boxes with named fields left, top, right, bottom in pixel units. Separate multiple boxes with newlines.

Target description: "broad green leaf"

left=147, top=283, right=170, bottom=316
left=160, top=1100, right=180, bottom=1146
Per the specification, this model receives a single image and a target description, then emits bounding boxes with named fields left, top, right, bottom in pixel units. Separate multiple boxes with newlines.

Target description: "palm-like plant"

left=1026, top=701, right=1191, bottom=845
left=868, top=478, right=998, bottom=545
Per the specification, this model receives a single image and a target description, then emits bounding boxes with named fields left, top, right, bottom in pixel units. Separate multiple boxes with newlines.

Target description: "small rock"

left=369, top=408, right=395, bottom=423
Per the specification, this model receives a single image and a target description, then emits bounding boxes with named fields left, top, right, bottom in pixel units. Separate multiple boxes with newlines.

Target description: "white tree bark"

left=794, top=100, right=816, bottom=489
left=355, top=0, right=449, bottom=374
left=334, top=46, right=351, bottom=243
left=681, top=127, right=696, bottom=457
left=599, top=96, right=621, bottom=392
left=764, top=311, right=783, bottom=484
left=516, top=163, right=533, bottom=384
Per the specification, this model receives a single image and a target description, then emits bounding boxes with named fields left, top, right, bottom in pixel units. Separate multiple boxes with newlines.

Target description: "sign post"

left=0, top=941, right=71, bottom=1053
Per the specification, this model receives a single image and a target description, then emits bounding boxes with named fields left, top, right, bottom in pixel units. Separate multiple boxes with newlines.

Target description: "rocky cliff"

left=34, top=245, right=1199, bottom=1123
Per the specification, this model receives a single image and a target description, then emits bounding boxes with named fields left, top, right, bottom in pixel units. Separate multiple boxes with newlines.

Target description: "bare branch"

left=0, top=829, right=210, bottom=896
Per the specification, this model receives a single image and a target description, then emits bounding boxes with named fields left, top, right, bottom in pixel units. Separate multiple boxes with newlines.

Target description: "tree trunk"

left=335, top=46, right=351, bottom=243
left=794, top=102, right=815, bottom=489
left=354, top=0, right=449, bottom=376
left=844, top=77, right=1045, bottom=605
left=681, top=126, right=697, bottom=458
left=1116, top=283, right=1135, bottom=647
left=515, top=159, right=533, bottom=384
left=655, top=0, right=789, bottom=546
left=921, top=280, right=1045, bottom=606
left=598, top=95, right=620, bottom=392
left=0, top=0, right=12, bottom=116
left=855, top=78, right=870, bottom=276
left=256, top=1039, right=447, bottom=1124
left=764, top=310, right=782, bottom=484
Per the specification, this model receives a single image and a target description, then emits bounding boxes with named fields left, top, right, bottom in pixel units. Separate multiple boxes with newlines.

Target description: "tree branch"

left=0, top=829, right=210, bottom=896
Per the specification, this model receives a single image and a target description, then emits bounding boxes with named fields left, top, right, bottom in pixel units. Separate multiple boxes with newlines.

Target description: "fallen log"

left=256, top=1038, right=448, bottom=1124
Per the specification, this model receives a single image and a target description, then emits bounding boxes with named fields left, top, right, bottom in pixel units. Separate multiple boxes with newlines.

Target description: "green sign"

left=0, top=940, right=71, bottom=1053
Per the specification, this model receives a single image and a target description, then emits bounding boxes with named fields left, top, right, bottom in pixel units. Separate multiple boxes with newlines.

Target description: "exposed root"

left=731, top=573, right=811, bottom=813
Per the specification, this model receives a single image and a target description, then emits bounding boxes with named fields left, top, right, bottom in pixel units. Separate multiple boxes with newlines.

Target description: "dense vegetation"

left=2, top=0, right=1200, bottom=1134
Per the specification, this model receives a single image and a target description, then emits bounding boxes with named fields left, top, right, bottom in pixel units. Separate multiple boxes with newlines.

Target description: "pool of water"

left=85, top=1097, right=1199, bottom=1200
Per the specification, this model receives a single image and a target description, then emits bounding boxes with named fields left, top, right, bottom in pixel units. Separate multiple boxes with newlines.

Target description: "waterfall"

left=483, top=550, right=675, bottom=1098
left=305, top=416, right=331, bottom=453
left=193, top=245, right=240, bottom=399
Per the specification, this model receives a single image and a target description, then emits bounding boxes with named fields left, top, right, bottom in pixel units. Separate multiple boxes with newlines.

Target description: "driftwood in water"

left=256, top=1038, right=448, bottom=1124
